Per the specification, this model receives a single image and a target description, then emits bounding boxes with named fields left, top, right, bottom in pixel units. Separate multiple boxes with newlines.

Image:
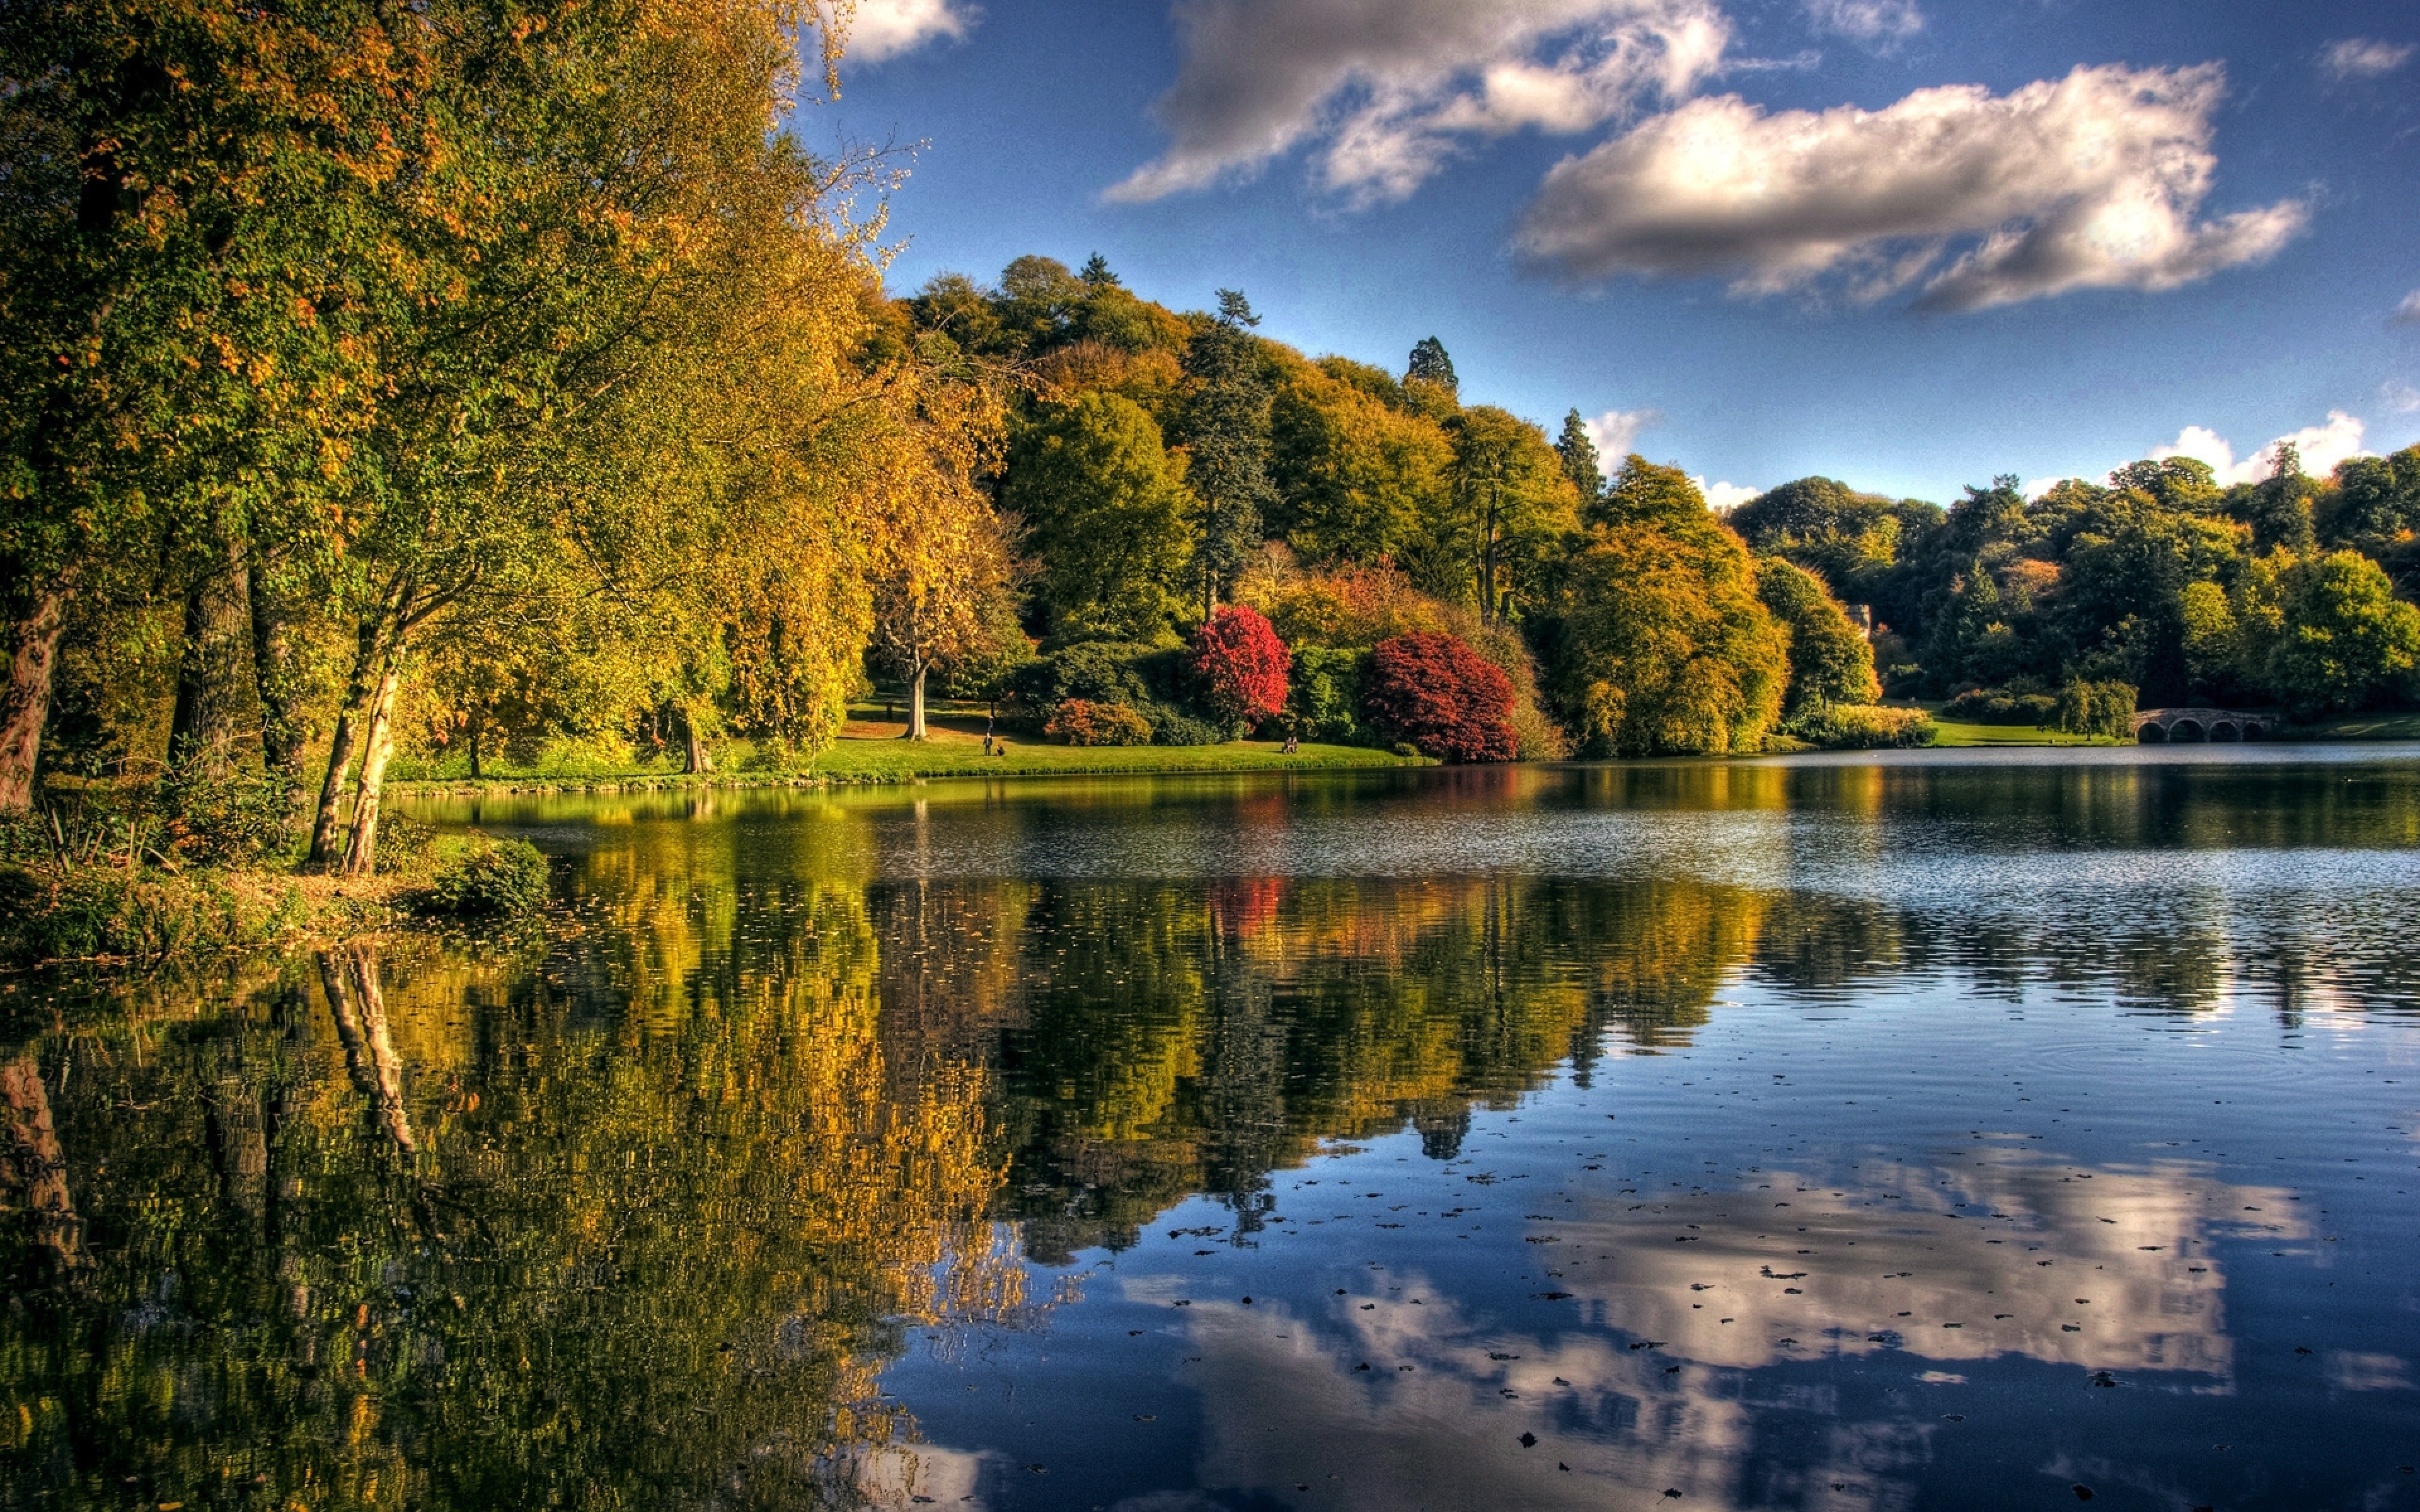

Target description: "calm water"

left=7, top=748, right=2420, bottom=1511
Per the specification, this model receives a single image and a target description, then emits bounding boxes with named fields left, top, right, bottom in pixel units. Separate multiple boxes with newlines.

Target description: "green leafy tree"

left=1006, top=392, right=1197, bottom=642
left=1553, top=467, right=1789, bottom=755
left=2235, top=549, right=2420, bottom=716
left=1756, top=558, right=1881, bottom=714
left=1411, top=406, right=1580, bottom=623
left=1268, top=367, right=1452, bottom=564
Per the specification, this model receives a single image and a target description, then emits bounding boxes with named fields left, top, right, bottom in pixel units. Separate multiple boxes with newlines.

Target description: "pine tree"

left=1178, top=290, right=1277, bottom=621
left=1555, top=410, right=1605, bottom=506
left=1406, top=336, right=1458, bottom=392
left=1079, top=252, right=1120, bottom=289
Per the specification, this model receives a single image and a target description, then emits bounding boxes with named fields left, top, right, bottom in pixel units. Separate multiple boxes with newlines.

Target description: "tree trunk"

left=338, top=660, right=401, bottom=878
left=250, top=562, right=306, bottom=782
left=169, top=523, right=256, bottom=777
left=308, top=617, right=391, bottom=868
left=904, top=661, right=929, bottom=740
left=467, top=712, right=483, bottom=780
left=683, top=703, right=712, bottom=774
left=0, top=586, right=69, bottom=813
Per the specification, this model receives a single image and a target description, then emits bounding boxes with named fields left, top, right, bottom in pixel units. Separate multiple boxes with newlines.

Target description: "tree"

left=1555, top=410, right=1606, bottom=506
left=1553, top=474, right=1789, bottom=756
left=1005, top=392, right=1196, bottom=642
left=1756, top=559, right=1880, bottom=714
left=1268, top=367, right=1451, bottom=564
left=1176, top=290, right=1279, bottom=621
left=1412, top=406, right=1580, bottom=624
left=1190, top=605, right=1291, bottom=727
left=1364, top=633, right=1517, bottom=762
left=2244, top=442, right=2318, bottom=555
left=2235, top=549, right=2420, bottom=716
left=868, top=379, right=1020, bottom=740
left=1406, top=336, right=1458, bottom=392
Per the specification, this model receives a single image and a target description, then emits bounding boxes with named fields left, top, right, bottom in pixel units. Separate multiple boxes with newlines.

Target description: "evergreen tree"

left=1406, top=336, right=1458, bottom=392
left=1177, top=290, right=1277, bottom=621
left=1080, top=252, right=1121, bottom=288
left=1555, top=410, right=1606, bottom=506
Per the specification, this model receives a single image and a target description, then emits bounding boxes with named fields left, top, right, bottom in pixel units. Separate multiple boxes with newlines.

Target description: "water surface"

left=6, top=748, right=2420, bottom=1510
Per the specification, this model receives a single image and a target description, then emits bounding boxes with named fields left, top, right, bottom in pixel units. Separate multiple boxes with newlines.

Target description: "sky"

left=811, top=0, right=2420, bottom=506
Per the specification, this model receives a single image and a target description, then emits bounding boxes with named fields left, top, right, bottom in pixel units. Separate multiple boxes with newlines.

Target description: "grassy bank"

left=388, top=704, right=1426, bottom=796
left=0, top=863, right=417, bottom=971
left=1923, top=719, right=2119, bottom=748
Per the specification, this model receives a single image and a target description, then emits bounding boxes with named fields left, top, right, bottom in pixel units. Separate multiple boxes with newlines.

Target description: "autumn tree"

left=1190, top=605, right=1291, bottom=728
left=1268, top=365, right=1451, bottom=565
left=1364, top=632, right=1517, bottom=762
left=1553, top=459, right=1789, bottom=755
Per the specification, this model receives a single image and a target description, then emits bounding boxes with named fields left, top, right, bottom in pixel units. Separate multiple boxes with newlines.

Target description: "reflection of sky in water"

left=400, top=755, right=2420, bottom=1506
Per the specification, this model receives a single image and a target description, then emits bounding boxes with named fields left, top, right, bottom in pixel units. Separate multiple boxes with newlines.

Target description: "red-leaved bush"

left=1045, top=699, right=1153, bottom=746
left=1190, top=604, right=1291, bottom=725
left=1364, top=632, right=1517, bottom=762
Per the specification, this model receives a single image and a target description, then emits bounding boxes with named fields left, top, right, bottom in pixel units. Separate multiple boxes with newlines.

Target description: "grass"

left=1923, top=719, right=2119, bottom=748
left=2288, top=711, right=2420, bottom=742
left=386, top=701, right=1425, bottom=793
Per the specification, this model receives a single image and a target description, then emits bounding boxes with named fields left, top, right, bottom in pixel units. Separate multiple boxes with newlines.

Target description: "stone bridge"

left=2132, top=707, right=2278, bottom=743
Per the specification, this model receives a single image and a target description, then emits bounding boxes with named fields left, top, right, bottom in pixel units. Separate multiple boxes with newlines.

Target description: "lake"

left=6, top=747, right=2420, bottom=1511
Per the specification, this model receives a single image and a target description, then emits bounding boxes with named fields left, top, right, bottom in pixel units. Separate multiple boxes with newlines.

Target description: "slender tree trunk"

left=683, top=703, right=712, bottom=774
left=904, top=660, right=930, bottom=740
left=338, top=659, right=401, bottom=878
left=467, top=712, right=482, bottom=781
left=308, top=615, right=395, bottom=868
left=169, top=522, right=256, bottom=777
left=250, top=561, right=306, bottom=782
left=0, top=585, right=70, bottom=813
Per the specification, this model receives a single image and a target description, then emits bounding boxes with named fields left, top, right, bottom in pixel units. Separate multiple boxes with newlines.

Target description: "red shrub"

left=1364, top=632, right=1518, bottom=762
left=1191, top=604, right=1291, bottom=725
left=1045, top=699, right=1153, bottom=746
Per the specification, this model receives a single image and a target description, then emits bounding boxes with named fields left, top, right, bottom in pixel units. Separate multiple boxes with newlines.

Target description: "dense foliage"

left=1190, top=605, right=1291, bottom=726
left=1364, top=633, right=1518, bottom=764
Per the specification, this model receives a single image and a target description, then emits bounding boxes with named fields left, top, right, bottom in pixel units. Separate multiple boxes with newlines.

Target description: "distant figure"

left=995, top=739, right=1008, bottom=758
left=1282, top=731, right=1299, bottom=755
left=983, top=713, right=995, bottom=756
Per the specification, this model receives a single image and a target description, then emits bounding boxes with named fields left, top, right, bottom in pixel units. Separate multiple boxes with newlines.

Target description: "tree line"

left=9, top=0, right=2419, bottom=879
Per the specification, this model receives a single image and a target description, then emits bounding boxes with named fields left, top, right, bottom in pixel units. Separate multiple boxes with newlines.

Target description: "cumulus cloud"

left=1516, top=63, right=2308, bottom=311
left=2150, top=410, right=2371, bottom=486
left=1696, top=477, right=1761, bottom=510
left=1109, top=0, right=1728, bottom=205
left=2317, top=37, right=2415, bottom=82
left=823, top=0, right=976, bottom=63
left=1804, top=0, right=1922, bottom=48
left=1582, top=406, right=1660, bottom=456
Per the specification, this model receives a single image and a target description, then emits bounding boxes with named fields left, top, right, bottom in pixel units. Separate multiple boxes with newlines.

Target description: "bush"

left=1139, top=704, right=1230, bottom=746
left=428, top=833, right=551, bottom=917
left=2054, top=680, right=2138, bottom=739
left=1012, top=642, right=1159, bottom=711
left=1364, top=633, right=1518, bottom=763
left=1190, top=605, right=1291, bottom=725
left=1284, top=646, right=1373, bottom=744
left=1045, top=699, right=1154, bottom=746
left=1790, top=704, right=1935, bottom=750
left=1941, top=687, right=2059, bottom=726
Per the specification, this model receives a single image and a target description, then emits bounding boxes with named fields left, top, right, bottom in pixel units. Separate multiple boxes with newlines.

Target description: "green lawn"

left=2288, top=711, right=2420, bottom=742
left=1923, top=719, right=2118, bottom=748
left=806, top=734, right=1420, bottom=780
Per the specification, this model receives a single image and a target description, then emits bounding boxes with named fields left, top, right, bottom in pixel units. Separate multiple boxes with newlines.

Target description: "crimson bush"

left=1364, top=632, right=1517, bottom=762
left=1190, top=604, right=1291, bottom=726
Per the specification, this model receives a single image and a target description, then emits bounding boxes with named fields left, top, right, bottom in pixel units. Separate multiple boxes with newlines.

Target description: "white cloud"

left=1804, top=0, right=1922, bottom=48
left=2149, top=410, right=2371, bottom=486
left=1696, top=478, right=1761, bottom=510
left=822, top=0, right=976, bottom=64
left=2397, top=289, right=2420, bottom=324
left=1582, top=406, right=1660, bottom=456
left=1516, top=64, right=2308, bottom=312
left=2317, top=37, right=2415, bottom=82
left=2383, top=381, right=2420, bottom=416
left=1109, top=0, right=1729, bottom=205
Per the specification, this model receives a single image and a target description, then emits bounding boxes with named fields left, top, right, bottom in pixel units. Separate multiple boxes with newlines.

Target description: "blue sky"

left=813, top=0, right=2420, bottom=505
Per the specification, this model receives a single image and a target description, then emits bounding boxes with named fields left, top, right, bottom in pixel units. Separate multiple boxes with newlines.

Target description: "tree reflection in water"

left=7, top=755, right=2420, bottom=1508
